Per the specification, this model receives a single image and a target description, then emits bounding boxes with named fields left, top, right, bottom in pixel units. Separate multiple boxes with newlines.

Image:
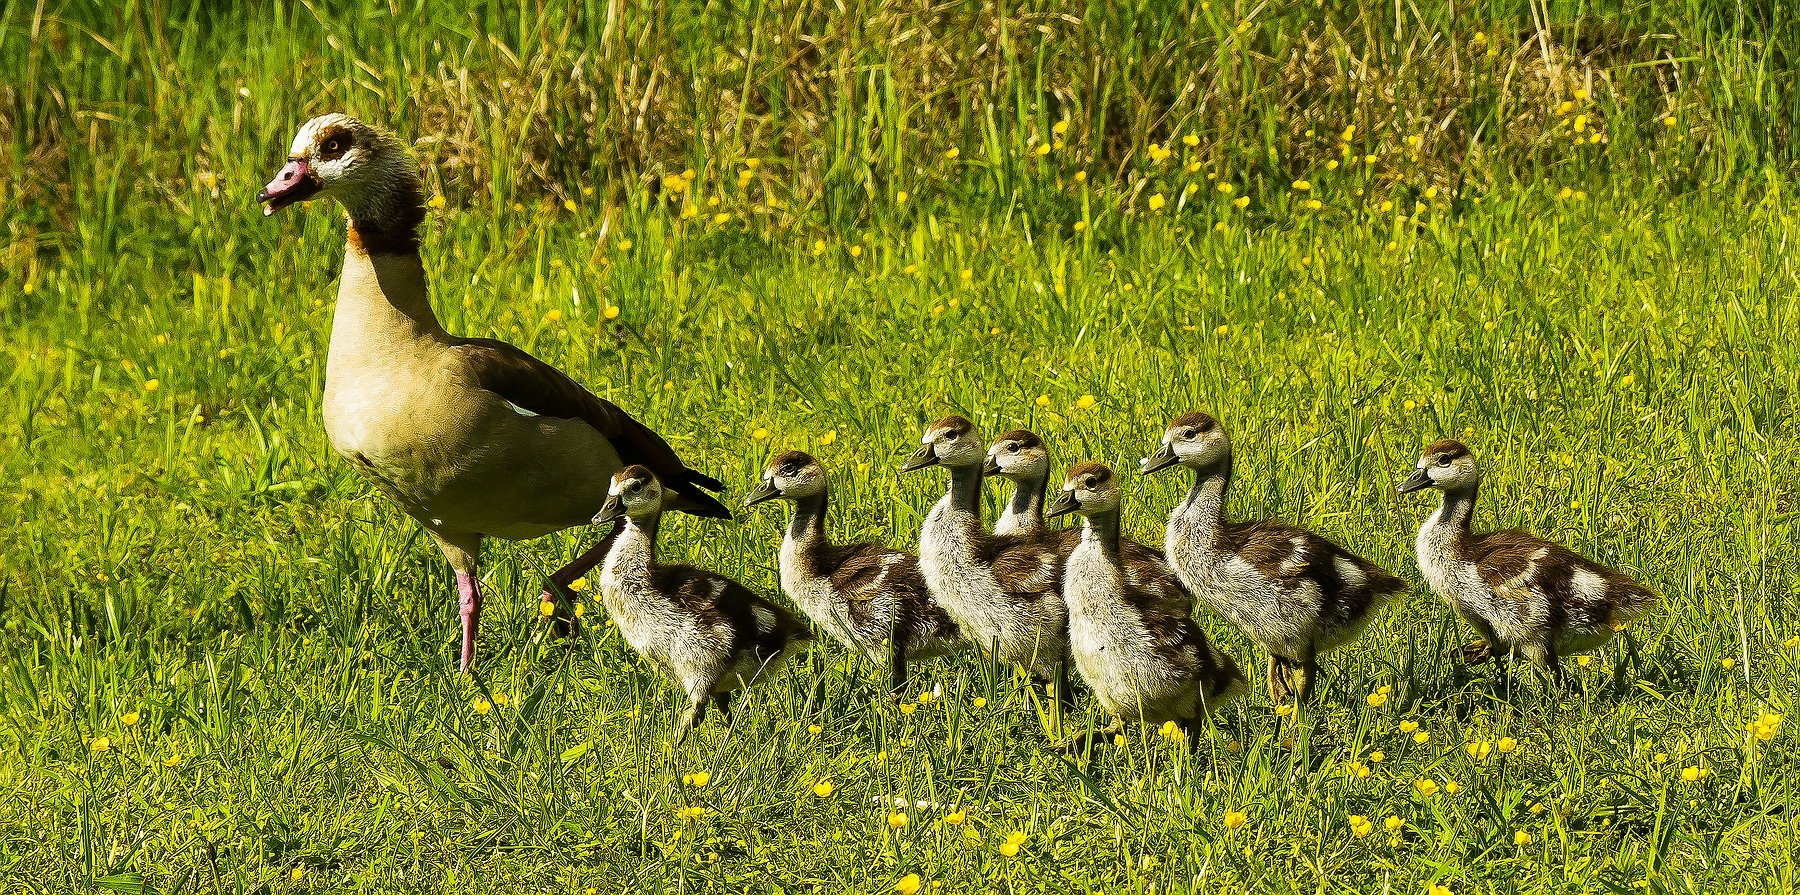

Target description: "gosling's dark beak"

left=743, top=478, right=781, bottom=508
left=1140, top=443, right=1180, bottom=475
left=1045, top=490, right=1079, bottom=518
left=592, top=494, right=625, bottom=524
left=900, top=443, right=939, bottom=473
left=1397, top=468, right=1433, bottom=494
left=982, top=455, right=1003, bottom=477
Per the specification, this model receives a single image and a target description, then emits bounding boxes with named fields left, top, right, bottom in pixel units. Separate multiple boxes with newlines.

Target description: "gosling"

left=1049, top=462, right=1245, bottom=745
left=1399, top=439, right=1656, bottom=679
left=595, top=466, right=812, bottom=742
left=904, top=416, right=1069, bottom=691
left=1144, top=412, right=1404, bottom=704
left=746, top=450, right=963, bottom=694
left=985, top=430, right=1053, bottom=537
left=987, top=428, right=1167, bottom=576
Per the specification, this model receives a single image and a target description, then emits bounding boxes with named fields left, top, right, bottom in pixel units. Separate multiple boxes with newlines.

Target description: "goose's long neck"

left=946, top=463, right=985, bottom=518
left=1177, top=454, right=1232, bottom=537
left=1006, top=470, right=1047, bottom=527
left=1432, top=483, right=1478, bottom=535
left=786, top=489, right=830, bottom=550
left=328, top=173, right=444, bottom=361
left=1081, top=508, right=1122, bottom=555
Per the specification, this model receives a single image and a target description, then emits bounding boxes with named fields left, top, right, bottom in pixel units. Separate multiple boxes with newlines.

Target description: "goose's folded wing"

left=452, top=337, right=729, bottom=515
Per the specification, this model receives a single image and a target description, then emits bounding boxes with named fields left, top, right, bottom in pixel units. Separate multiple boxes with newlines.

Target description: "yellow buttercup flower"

left=615, top=239, right=632, bottom=252
left=998, top=831, right=1028, bottom=857
left=1368, top=750, right=1385, bottom=763
left=1291, top=179, right=1311, bottom=191
left=121, top=712, right=140, bottom=727
left=539, top=601, right=556, bottom=618
left=752, top=427, right=770, bottom=440
left=1444, top=781, right=1462, bottom=794
left=888, top=812, right=909, bottom=829
left=1159, top=720, right=1183, bottom=741
left=1074, top=394, right=1097, bottom=410
left=143, top=379, right=161, bottom=393
left=944, top=147, right=960, bottom=159
left=677, top=806, right=708, bottom=820
left=1398, top=720, right=1418, bottom=733
left=1147, top=193, right=1166, bottom=211
left=1681, top=766, right=1707, bottom=782
left=971, top=696, right=988, bottom=708
left=1222, top=810, right=1248, bottom=830
left=427, top=194, right=447, bottom=209
left=943, top=809, right=966, bottom=825
left=89, top=737, right=111, bottom=753
left=812, top=780, right=834, bottom=797
left=1413, top=731, right=1430, bottom=744
left=1384, top=815, right=1404, bottom=832
left=161, top=752, right=182, bottom=768
left=819, top=430, right=837, bottom=446
left=1514, top=830, right=1532, bottom=846
left=291, top=867, right=306, bottom=882
left=1427, top=885, right=1452, bottom=895
left=1466, top=741, right=1492, bottom=760
left=684, top=771, right=711, bottom=787
left=569, top=577, right=588, bottom=593
left=894, top=874, right=922, bottom=895
left=1274, top=704, right=1295, bottom=718
left=899, top=702, right=916, bottom=715
left=471, top=698, right=492, bottom=715
left=572, top=603, right=584, bottom=618
left=1496, top=737, right=1518, bottom=754
left=1415, top=778, right=1439, bottom=796
left=1348, top=815, right=1373, bottom=838
left=1367, top=690, right=1388, bottom=707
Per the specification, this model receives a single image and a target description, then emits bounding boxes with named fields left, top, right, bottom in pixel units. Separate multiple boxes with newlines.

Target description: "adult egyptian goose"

left=594, top=466, right=811, bottom=741
left=745, top=450, right=962, bottom=693
left=258, top=114, right=729, bottom=672
left=1399, top=439, right=1656, bottom=680
left=1048, top=462, right=1244, bottom=746
left=902, top=416, right=1069, bottom=691
left=1143, top=412, right=1403, bottom=704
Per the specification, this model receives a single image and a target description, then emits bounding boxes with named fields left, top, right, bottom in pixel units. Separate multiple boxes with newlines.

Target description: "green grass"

left=5, top=2, right=1800, bottom=893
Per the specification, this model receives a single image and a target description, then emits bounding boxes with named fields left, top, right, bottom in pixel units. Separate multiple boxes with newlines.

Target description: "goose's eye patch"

left=319, top=134, right=349, bottom=159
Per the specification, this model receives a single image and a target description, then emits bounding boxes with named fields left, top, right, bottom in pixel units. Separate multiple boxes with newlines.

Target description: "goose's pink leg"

left=539, top=522, right=622, bottom=637
left=458, top=571, right=483, bottom=672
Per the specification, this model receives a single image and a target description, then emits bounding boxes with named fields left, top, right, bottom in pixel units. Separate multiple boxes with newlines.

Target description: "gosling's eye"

left=1083, top=476, right=1096, bottom=488
left=1437, top=457, right=1452, bottom=467
left=1183, top=428, right=1198, bottom=439
left=943, top=432, right=957, bottom=441
left=320, top=136, right=347, bottom=157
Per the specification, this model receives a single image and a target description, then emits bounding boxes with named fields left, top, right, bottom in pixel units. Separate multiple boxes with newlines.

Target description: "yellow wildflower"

left=1681, top=766, right=1708, bottom=782
left=677, top=806, right=707, bottom=821
left=603, top=305, right=620, bottom=320
left=427, top=194, right=447, bottom=209
left=1292, top=180, right=1311, bottom=191
left=563, top=199, right=577, bottom=213
left=812, top=780, right=834, bottom=797
left=89, top=737, right=111, bottom=753
left=1349, top=815, right=1373, bottom=838
left=1147, top=193, right=1166, bottom=211
left=944, top=147, right=960, bottom=159
left=1514, top=830, right=1532, bottom=846
left=161, top=752, right=182, bottom=768
left=684, top=771, right=711, bottom=787
left=471, top=698, right=492, bottom=715
left=1399, top=720, right=1418, bottom=733
left=1413, top=731, right=1430, bottom=744
left=1075, top=394, right=1097, bottom=410
left=1369, top=750, right=1385, bottom=763
left=1367, top=690, right=1388, bottom=707
left=122, top=712, right=140, bottom=727
left=569, top=577, right=589, bottom=593
left=1222, top=810, right=1248, bottom=830
left=943, top=809, right=966, bottom=825
left=752, top=427, right=770, bottom=440
left=888, top=812, right=909, bottom=829
left=539, top=601, right=556, bottom=619
left=1384, top=815, right=1404, bottom=832
left=1497, top=737, right=1518, bottom=754
left=972, top=696, right=988, bottom=708
left=1415, top=779, right=1439, bottom=796
left=143, top=379, right=161, bottom=393
left=998, top=831, right=1028, bottom=857
left=895, top=874, right=922, bottom=895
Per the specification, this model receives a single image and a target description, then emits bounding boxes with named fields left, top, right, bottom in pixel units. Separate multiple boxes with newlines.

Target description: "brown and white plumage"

left=1048, top=462, right=1244, bottom=742
left=746, top=450, right=962, bottom=693
left=1143, top=412, right=1403, bottom=704
left=258, top=114, right=727, bottom=671
left=903, top=417, right=1068, bottom=684
left=595, top=466, right=811, bottom=742
left=1400, top=439, right=1655, bottom=675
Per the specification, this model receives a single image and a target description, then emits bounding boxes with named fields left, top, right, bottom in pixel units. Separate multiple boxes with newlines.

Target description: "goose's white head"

left=1399, top=439, right=1481, bottom=495
left=258, top=114, right=415, bottom=219
left=983, top=429, right=1050, bottom=481
left=1141, top=411, right=1231, bottom=475
left=1047, top=462, right=1121, bottom=518
left=593, top=465, right=666, bottom=524
left=901, top=415, right=983, bottom=473
left=745, top=450, right=827, bottom=507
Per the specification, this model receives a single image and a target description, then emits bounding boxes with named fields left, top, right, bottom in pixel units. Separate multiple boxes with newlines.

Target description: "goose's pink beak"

left=257, top=158, right=321, bottom=216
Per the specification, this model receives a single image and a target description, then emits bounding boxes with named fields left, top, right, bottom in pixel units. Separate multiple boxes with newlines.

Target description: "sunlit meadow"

left=3, top=2, right=1798, bottom=893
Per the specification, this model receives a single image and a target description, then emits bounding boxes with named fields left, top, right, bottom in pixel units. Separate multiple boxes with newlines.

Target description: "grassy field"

left=4, top=2, right=1800, bottom=893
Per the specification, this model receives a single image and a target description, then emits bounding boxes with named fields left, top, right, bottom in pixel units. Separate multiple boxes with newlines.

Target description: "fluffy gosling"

left=746, top=450, right=963, bottom=693
left=1400, top=440, right=1655, bottom=679
left=904, top=416, right=1069, bottom=688
left=1144, top=412, right=1404, bottom=704
left=1049, top=462, right=1245, bottom=745
left=595, top=466, right=812, bottom=742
